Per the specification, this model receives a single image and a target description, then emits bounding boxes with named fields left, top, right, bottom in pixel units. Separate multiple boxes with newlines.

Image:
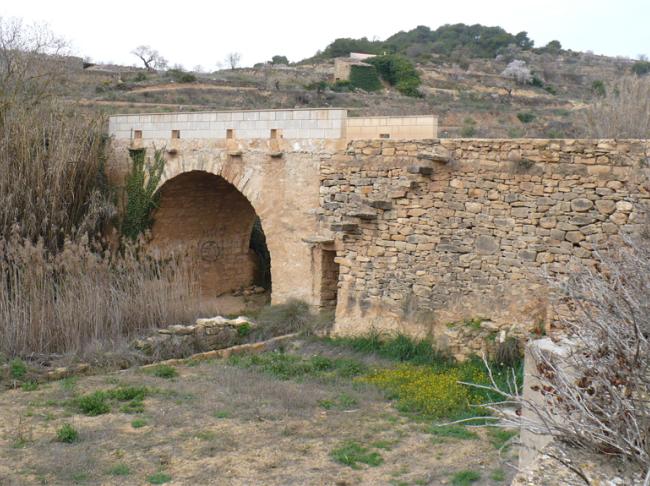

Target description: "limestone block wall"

left=321, top=138, right=650, bottom=357
left=108, top=109, right=347, bottom=140
left=345, top=116, right=438, bottom=140
left=108, top=136, right=344, bottom=306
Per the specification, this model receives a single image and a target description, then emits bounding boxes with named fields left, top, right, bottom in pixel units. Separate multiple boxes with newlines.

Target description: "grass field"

left=0, top=338, right=517, bottom=485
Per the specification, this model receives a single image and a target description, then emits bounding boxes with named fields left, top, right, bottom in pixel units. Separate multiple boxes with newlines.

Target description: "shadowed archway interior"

left=150, top=170, right=271, bottom=297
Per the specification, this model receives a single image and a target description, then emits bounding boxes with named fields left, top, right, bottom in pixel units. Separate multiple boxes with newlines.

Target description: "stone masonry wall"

left=321, top=139, right=650, bottom=359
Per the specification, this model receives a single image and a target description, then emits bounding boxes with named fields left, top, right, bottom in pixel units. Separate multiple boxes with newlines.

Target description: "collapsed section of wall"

left=321, top=139, right=649, bottom=359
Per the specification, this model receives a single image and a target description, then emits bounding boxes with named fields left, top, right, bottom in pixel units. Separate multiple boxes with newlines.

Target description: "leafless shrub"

left=501, top=59, right=532, bottom=85
left=0, top=17, right=67, bottom=108
left=131, top=45, right=168, bottom=72
left=463, top=235, right=650, bottom=481
left=583, top=76, right=650, bottom=138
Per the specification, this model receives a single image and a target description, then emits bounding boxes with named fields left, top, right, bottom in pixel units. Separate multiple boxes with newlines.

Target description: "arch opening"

left=150, top=170, right=271, bottom=302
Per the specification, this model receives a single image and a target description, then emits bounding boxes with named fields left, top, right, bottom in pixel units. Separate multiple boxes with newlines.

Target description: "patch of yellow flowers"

left=361, top=364, right=489, bottom=418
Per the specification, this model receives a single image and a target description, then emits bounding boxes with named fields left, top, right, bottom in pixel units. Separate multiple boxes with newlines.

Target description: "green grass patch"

left=487, top=428, right=518, bottom=450
left=319, top=393, right=358, bottom=410
left=75, top=386, right=149, bottom=416
left=428, top=425, right=479, bottom=440
left=21, top=381, right=38, bottom=391
left=228, top=351, right=366, bottom=381
left=59, top=376, right=78, bottom=391
left=213, top=410, right=231, bottom=419
left=451, top=470, right=481, bottom=486
left=108, top=463, right=131, bottom=476
left=195, top=430, right=217, bottom=441
left=325, top=332, right=453, bottom=367
left=147, top=471, right=172, bottom=484
left=490, top=468, right=506, bottom=482
left=56, top=423, right=79, bottom=443
left=330, top=441, right=384, bottom=469
left=370, top=439, right=395, bottom=450
left=148, top=365, right=178, bottom=379
left=131, top=418, right=147, bottom=428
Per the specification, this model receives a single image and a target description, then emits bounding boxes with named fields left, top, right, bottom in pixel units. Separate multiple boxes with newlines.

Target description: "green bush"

left=76, top=391, right=111, bottom=416
left=632, top=61, right=650, bottom=76
left=516, top=112, right=535, bottom=123
left=461, top=124, right=476, bottom=137
left=348, top=65, right=382, bottom=92
left=367, top=54, right=421, bottom=97
left=9, top=358, right=27, bottom=380
left=121, top=148, right=165, bottom=240
left=270, top=55, right=289, bottom=65
left=330, top=80, right=352, bottom=92
left=56, top=423, right=79, bottom=443
left=166, top=69, right=196, bottom=83
left=592, top=80, right=606, bottom=97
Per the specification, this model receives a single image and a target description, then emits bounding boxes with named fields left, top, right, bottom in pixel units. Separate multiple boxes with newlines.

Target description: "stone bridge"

left=108, top=108, right=649, bottom=358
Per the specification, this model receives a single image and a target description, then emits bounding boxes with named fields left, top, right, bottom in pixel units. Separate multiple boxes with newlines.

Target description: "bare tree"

left=584, top=76, right=650, bottom=138
left=225, top=52, right=241, bottom=70
left=501, top=59, right=532, bottom=85
left=131, top=45, right=167, bottom=72
left=0, top=17, right=68, bottom=109
left=463, top=233, right=650, bottom=483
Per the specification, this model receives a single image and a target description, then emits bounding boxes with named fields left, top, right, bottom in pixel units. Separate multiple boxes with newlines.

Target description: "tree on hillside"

left=543, top=40, right=562, bottom=54
left=271, top=55, right=289, bottom=65
left=514, top=31, right=534, bottom=49
left=131, top=45, right=168, bottom=72
left=501, top=59, right=532, bottom=84
left=0, top=17, right=67, bottom=109
left=225, top=52, right=241, bottom=70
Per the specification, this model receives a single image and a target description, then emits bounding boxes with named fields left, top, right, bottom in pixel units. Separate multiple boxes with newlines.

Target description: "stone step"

left=330, top=222, right=359, bottom=233
left=407, top=165, right=434, bottom=176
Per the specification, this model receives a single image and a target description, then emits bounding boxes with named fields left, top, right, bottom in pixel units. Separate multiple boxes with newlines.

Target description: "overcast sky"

left=1, top=0, right=648, bottom=69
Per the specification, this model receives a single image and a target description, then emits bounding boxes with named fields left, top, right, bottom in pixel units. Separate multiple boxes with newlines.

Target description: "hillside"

left=64, top=24, right=640, bottom=138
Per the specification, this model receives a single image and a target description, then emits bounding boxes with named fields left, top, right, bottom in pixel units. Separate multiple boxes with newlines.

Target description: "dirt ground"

left=0, top=341, right=517, bottom=485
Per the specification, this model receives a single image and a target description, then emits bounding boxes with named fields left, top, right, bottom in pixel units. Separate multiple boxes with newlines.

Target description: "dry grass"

left=0, top=235, right=200, bottom=358
left=0, top=19, right=202, bottom=360
left=0, top=340, right=516, bottom=485
left=583, top=76, right=650, bottom=138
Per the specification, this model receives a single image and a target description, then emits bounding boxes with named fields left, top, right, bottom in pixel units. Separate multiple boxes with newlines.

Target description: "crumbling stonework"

left=321, top=139, right=650, bottom=357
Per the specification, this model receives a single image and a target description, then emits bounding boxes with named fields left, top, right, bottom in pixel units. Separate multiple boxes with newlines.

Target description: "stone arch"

left=149, top=169, right=271, bottom=298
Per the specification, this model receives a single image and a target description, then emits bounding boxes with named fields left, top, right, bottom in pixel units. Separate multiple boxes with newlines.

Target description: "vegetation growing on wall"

left=121, top=148, right=165, bottom=240
left=348, top=64, right=382, bottom=92
left=366, top=54, right=422, bottom=97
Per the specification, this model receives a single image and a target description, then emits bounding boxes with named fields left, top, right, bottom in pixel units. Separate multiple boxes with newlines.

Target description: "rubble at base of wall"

left=512, top=441, right=643, bottom=486
left=133, top=315, right=256, bottom=355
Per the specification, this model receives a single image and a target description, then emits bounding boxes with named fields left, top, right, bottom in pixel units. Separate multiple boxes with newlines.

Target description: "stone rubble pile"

left=134, top=315, right=256, bottom=355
